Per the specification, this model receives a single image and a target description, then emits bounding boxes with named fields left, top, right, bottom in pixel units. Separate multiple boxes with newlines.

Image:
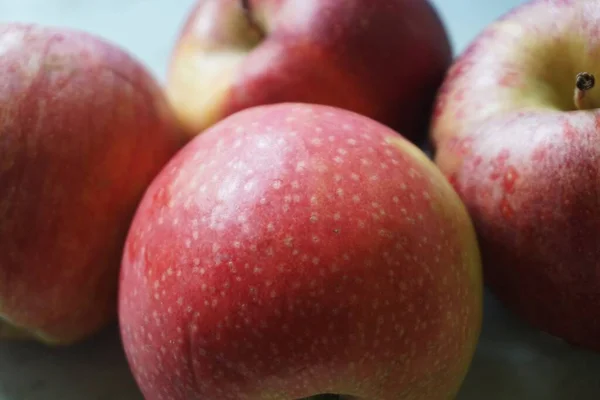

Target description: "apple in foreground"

left=164, top=0, right=452, bottom=144
left=0, top=23, right=187, bottom=345
left=119, top=103, right=483, bottom=400
left=430, top=0, right=600, bottom=351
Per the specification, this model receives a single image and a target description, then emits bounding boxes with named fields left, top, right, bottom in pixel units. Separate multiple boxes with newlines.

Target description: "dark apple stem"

left=240, top=0, right=265, bottom=40
left=574, top=72, right=595, bottom=110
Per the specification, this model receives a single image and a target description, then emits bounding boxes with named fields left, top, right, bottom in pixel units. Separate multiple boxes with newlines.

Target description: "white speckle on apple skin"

left=119, top=103, right=481, bottom=400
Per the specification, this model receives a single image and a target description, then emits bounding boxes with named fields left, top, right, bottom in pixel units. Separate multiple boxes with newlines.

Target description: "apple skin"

left=0, top=23, right=187, bottom=345
left=430, top=0, right=600, bottom=351
left=164, top=0, right=453, bottom=144
left=118, top=103, right=483, bottom=400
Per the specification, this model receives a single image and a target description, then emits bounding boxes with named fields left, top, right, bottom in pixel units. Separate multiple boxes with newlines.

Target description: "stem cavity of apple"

left=574, top=72, right=595, bottom=110
left=240, top=0, right=265, bottom=41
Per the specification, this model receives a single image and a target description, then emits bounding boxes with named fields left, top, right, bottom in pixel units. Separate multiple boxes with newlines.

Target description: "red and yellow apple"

left=119, top=103, right=483, bottom=400
left=164, top=0, right=452, bottom=144
left=0, top=23, right=187, bottom=345
left=430, top=0, right=600, bottom=351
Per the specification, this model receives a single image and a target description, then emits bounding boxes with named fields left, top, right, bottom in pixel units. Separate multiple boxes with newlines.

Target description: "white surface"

left=1, top=1, right=599, bottom=399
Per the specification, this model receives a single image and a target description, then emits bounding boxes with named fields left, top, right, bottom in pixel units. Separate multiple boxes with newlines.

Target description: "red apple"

left=119, top=103, right=483, bottom=400
left=0, top=23, right=187, bottom=345
left=164, top=0, right=452, bottom=144
left=430, top=0, right=600, bottom=351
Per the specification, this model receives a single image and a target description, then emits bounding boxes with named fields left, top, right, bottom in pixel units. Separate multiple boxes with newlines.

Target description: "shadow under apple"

left=0, top=324, right=143, bottom=400
left=457, top=289, right=600, bottom=400
left=1, top=289, right=599, bottom=400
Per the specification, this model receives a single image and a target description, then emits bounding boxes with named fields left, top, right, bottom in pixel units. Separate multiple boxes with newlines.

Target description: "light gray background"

left=1, top=1, right=600, bottom=399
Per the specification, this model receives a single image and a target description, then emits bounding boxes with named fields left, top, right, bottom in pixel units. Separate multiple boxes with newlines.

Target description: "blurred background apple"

left=430, top=0, right=600, bottom=353
left=164, top=0, right=452, bottom=145
left=0, top=23, right=186, bottom=345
